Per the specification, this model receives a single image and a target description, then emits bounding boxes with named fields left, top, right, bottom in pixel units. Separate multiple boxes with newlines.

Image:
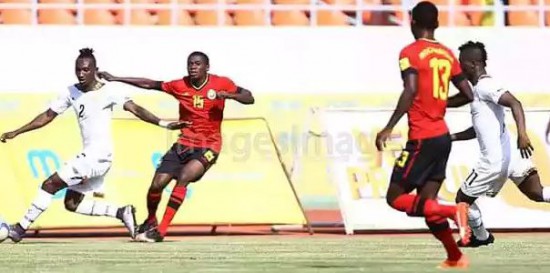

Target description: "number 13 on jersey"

left=429, top=57, right=451, bottom=100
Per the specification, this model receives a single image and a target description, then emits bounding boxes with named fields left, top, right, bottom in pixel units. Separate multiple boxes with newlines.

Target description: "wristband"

left=158, top=120, right=170, bottom=128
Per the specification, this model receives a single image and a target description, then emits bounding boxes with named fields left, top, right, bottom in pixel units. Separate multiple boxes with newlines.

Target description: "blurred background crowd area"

left=0, top=0, right=549, bottom=27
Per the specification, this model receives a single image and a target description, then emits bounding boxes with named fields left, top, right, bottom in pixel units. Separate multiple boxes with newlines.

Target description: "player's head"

left=75, top=48, right=98, bottom=86
left=187, top=51, right=209, bottom=80
left=458, top=41, right=488, bottom=78
left=410, top=1, right=439, bottom=39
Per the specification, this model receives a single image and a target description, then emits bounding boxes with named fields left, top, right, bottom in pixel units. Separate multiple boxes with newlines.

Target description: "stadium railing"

left=0, top=0, right=549, bottom=26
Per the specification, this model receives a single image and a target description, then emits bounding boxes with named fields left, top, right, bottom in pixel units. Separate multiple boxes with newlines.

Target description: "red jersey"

left=398, top=39, right=463, bottom=140
left=161, top=74, right=238, bottom=152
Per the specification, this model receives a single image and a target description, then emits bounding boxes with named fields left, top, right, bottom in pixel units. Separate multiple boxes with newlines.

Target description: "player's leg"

left=64, top=187, right=137, bottom=239
left=512, top=161, right=550, bottom=203
left=138, top=148, right=218, bottom=242
left=386, top=137, right=464, bottom=221
left=419, top=181, right=466, bottom=265
left=138, top=143, right=181, bottom=233
left=139, top=173, right=173, bottom=233
left=455, top=183, right=494, bottom=247
left=8, top=173, right=68, bottom=242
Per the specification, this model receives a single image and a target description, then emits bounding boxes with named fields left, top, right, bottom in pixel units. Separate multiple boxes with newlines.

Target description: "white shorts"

left=57, top=152, right=112, bottom=194
left=461, top=157, right=537, bottom=198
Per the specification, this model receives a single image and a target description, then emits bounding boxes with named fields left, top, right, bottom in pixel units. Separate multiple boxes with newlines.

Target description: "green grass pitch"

left=1, top=234, right=549, bottom=272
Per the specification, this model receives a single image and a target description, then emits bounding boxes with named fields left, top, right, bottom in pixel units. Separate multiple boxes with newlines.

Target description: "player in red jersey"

left=98, top=51, right=254, bottom=242
left=374, top=1, right=475, bottom=269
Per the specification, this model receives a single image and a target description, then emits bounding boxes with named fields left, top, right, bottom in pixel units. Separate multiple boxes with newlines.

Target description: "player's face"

left=187, top=55, right=209, bottom=80
left=75, top=58, right=97, bottom=86
left=459, top=52, right=476, bottom=78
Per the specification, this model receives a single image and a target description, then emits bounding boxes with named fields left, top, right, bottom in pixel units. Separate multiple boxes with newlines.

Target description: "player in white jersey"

left=0, top=48, right=188, bottom=243
left=449, top=41, right=550, bottom=247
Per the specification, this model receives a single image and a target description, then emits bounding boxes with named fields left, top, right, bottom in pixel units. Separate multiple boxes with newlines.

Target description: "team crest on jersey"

left=207, top=89, right=217, bottom=100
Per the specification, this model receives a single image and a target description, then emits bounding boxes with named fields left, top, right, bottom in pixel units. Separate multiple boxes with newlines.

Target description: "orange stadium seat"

left=236, top=0, right=265, bottom=3
left=424, top=0, right=471, bottom=26
left=195, top=0, right=235, bottom=3
left=233, top=10, right=266, bottom=25
left=273, top=0, right=309, bottom=4
left=39, top=0, right=75, bottom=3
left=1, top=0, right=32, bottom=2
left=38, top=9, right=76, bottom=24
left=462, top=0, right=484, bottom=26
left=507, top=0, right=539, bottom=26
left=194, top=10, right=233, bottom=25
left=316, top=10, right=350, bottom=25
left=157, top=10, right=195, bottom=25
left=116, top=9, right=155, bottom=25
left=157, top=0, right=193, bottom=3
left=84, top=9, right=117, bottom=24
left=1, top=9, right=33, bottom=24
left=546, top=0, right=550, bottom=26
left=272, top=10, right=309, bottom=25
left=382, top=0, right=406, bottom=25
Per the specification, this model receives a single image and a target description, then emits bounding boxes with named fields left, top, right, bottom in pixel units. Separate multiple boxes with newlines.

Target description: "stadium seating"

left=1, top=0, right=550, bottom=26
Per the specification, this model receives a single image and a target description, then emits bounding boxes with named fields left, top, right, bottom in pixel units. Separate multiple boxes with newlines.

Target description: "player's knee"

left=64, top=198, right=79, bottom=212
left=41, top=175, right=66, bottom=195
left=525, top=191, right=544, bottom=202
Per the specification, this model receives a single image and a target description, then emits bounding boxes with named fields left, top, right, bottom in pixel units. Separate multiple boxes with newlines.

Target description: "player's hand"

left=375, top=127, right=392, bottom=151
left=97, top=71, right=115, bottom=82
left=216, top=91, right=234, bottom=100
left=0, top=131, right=18, bottom=143
left=517, top=133, right=534, bottom=159
left=166, top=121, right=192, bottom=130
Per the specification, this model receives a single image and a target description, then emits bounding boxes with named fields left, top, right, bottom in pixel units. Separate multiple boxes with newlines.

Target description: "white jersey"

left=462, top=75, right=536, bottom=198
left=470, top=76, right=510, bottom=172
left=49, top=83, right=130, bottom=159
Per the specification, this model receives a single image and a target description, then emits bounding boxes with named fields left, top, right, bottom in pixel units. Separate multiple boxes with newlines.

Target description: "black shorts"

left=156, top=143, right=219, bottom=181
left=390, top=133, right=452, bottom=190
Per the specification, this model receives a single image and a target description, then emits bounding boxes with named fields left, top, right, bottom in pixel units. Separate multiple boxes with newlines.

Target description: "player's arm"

left=123, top=101, right=191, bottom=130
left=0, top=109, right=58, bottom=143
left=450, top=126, right=476, bottom=141
left=375, top=51, right=417, bottom=151
left=98, top=72, right=163, bottom=91
left=497, top=91, right=533, bottom=158
left=218, top=86, right=255, bottom=104
left=447, top=59, right=474, bottom=108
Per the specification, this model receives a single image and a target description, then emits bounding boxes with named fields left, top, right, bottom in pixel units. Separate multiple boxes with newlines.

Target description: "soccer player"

left=374, top=1, right=474, bottom=268
left=0, top=48, right=188, bottom=243
left=450, top=41, right=550, bottom=247
left=97, top=51, right=255, bottom=242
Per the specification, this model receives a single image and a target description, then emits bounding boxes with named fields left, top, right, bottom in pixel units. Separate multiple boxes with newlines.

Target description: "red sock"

left=158, top=185, right=187, bottom=237
left=430, top=219, right=462, bottom=261
left=424, top=199, right=456, bottom=219
left=146, top=188, right=162, bottom=223
left=391, top=194, right=456, bottom=219
left=390, top=194, right=416, bottom=213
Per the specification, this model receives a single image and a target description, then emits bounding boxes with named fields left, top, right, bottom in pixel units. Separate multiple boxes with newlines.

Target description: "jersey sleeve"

left=398, top=47, right=419, bottom=79
left=109, top=93, right=131, bottom=107
left=161, top=80, right=178, bottom=96
left=221, top=77, right=238, bottom=93
left=476, top=78, right=507, bottom=104
left=49, top=89, right=72, bottom=114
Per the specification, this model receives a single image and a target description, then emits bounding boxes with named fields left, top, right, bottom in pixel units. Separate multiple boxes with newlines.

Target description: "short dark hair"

left=458, top=41, right=488, bottom=65
left=411, top=1, right=439, bottom=30
left=78, top=48, right=96, bottom=66
left=188, top=51, right=209, bottom=65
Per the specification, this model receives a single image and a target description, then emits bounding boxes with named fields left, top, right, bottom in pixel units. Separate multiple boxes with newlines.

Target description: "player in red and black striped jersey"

left=374, top=1, right=474, bottom=269
left=99, top=52, right=254, bottom=242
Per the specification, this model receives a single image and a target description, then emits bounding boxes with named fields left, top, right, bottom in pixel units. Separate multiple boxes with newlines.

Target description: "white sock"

left=468, top=202, right=490, bottom=240
left=543, top=187, right=550, bottom=202
left=19, top=189, right=54, bottom=230
left=74, top=200, right=120, bottom=219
